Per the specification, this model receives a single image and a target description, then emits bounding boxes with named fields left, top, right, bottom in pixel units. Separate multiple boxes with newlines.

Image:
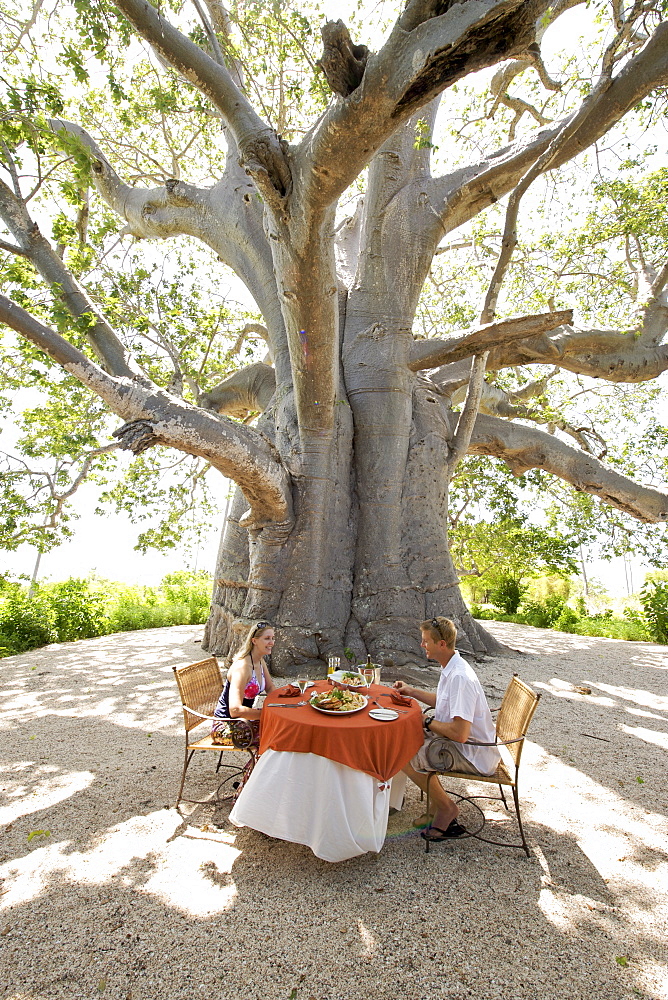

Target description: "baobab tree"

left=1, top=0, right=668, bottom=669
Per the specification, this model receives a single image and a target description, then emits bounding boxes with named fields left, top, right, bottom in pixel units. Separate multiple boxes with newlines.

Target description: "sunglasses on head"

left=431, top=618, right=443, bottom=635
left=253, top=620, right=272, bottom=633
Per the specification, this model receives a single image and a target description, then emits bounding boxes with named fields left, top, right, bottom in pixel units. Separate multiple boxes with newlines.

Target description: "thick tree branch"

left=49, top=120, right=214, bottom=241
left=450, top=378, right=607, bottom=457
left=199, top=362, right=276, bottom=418
left=428, top=21, right=668, bottom=242
left=48, top=120, right=288, bottom=371
left=113, top=0, right=290, bottom=207
left=449, top=351, right=488, bottom=472
left=0, top=295, right=293, bottom=529
left=482, top=325, right=668, bottom=382
left=408, top=309, right=573, bottom=370
left=470, top=413, right=668, bottom=523
left=638, top=262, right=668, bottom=345
left=0, top=177, right=136, bottom=379
left=295, top=0, right=549, bottom=213
left=317, top=20, right=369, bottom=97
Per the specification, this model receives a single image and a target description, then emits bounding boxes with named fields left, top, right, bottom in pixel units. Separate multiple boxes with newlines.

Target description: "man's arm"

left=427, top=716, right=471, bottom=744
left=394, top=680, right=436, bottom=708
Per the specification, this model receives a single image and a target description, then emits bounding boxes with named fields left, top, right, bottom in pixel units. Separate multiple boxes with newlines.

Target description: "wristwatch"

left=425, top=715, right=435, bottom=733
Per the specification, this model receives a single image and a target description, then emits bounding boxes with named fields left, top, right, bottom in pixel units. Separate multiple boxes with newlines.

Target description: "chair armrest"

left=465, top=736, right=523, bottom=747
left=183, top=706, right=219, bottom=723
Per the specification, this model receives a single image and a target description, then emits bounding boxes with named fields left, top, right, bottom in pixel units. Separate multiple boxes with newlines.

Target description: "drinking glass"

left=295, top=677, right=309, bottom=696
left=362, top=666, right=374, bottom=689
left=327, top=656, right=340, bottom=676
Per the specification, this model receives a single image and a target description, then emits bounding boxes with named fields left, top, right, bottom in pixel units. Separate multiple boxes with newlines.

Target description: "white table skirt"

left=229, top=750, right=407, bottom=863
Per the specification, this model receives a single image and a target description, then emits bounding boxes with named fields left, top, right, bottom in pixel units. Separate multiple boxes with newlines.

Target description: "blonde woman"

left=212, top=621, right=276, bottom=741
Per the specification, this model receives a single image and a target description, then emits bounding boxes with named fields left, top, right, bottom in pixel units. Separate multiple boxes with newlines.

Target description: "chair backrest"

left=495, top=674, right=540, bottom=767
left=173, top=657, right=223, bottom=732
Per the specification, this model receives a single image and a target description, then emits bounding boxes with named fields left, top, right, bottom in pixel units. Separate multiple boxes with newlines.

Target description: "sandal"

left=420, top=819, right=467, bottom=841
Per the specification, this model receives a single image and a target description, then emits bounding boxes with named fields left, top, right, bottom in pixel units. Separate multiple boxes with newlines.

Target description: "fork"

left=267, top=702, right=308, bottom=707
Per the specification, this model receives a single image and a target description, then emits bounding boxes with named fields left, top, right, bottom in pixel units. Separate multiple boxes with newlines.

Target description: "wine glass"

left=296, top=677, right=309, bottom=696
left=362, top=666, right=374, bottom=689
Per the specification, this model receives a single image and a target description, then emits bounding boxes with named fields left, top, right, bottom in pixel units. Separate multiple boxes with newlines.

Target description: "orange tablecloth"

left=259, top=682, right=424, bottom=782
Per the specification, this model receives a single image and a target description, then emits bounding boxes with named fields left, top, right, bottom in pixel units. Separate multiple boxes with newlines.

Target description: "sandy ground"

left=1, top=622, right=667, bottom=1000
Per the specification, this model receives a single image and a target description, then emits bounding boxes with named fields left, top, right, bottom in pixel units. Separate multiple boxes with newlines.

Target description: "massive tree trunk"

left=3, top=2, right=668, bottom=671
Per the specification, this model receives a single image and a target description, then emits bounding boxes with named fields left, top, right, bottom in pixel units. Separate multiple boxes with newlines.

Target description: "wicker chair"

left=423, top=674, right=540, bottom=855
left=172, top=656, right=258, bottom=808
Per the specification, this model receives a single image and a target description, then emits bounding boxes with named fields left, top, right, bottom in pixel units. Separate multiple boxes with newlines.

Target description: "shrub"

left=159, top=571, right=211, bottom=624
left=0, top=592, right=57, bottom=654
left=639, top=580, right=668, bottom=643
left=554, top=606, right=581, bottom=632
left=522, top=595, right=568, bottom=628
left=42, top=578, right=109, bottom=642
left=0, top=572, right=214, bottom=656
left=489, top=577, right=526, bottom=614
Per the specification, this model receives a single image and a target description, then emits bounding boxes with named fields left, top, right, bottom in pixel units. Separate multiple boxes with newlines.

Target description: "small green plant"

left=43, top=578, right=108, bottom=641
left=0, top=593, right=57, bottom=654
left=639, top=580, right=668, bottom=642
left=489, top=577, right=526, bottom=614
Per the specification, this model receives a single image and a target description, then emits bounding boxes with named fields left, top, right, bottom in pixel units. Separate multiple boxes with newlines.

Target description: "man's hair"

left=420, top=616, right=457, bottom=649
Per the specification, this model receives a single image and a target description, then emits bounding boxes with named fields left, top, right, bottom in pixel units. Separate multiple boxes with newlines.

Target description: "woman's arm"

left=227, top=657, right=262, bottom=720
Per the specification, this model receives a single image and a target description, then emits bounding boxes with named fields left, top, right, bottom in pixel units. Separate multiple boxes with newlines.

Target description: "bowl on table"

left=327, top=669, right=369, bottom=690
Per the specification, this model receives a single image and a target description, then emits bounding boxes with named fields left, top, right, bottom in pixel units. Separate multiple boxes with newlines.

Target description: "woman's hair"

left=420, top=616, right=457, bottom=649
left=235, top=620, right=274, bottom=661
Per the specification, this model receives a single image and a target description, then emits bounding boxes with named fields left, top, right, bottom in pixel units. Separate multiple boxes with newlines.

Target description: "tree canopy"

left=1, top=0, right=667, bottom=667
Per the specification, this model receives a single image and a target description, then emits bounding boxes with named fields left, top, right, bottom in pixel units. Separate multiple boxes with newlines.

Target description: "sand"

left=1, top=621, right=666, bottom=1000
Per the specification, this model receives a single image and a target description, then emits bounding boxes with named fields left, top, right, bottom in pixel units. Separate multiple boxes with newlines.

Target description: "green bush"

left=159, top=571, right=211, bottom=624
left=42, top=578, right=109, bottom=642
left=469, top=596, right=654, bottom=642
left=489, top=577, right=526, bottom=614
left=0, top=593, right=57, bottom=654
left=522, top=595, right=569, bottom=628
left=639, top=580, right=668, bottom=643
left=0, top=572, right=213, bottom=656
left=570, top=617, right=650, bottom=641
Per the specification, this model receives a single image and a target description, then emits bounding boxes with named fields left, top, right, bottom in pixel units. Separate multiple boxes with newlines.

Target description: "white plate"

left=369, top=708, right=398, bottom=721
left=327, top=670, right=368, bottom=688
left=309, top=694, right=368, bottom=715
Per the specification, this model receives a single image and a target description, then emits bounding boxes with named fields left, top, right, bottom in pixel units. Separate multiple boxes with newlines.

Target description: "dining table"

left=229, top=680, right=425, bottom=862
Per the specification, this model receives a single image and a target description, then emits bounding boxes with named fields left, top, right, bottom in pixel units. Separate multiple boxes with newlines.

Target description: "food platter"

left=327, top=669, right=368, bottom=689
left=309, top=690, right=368, bottom=715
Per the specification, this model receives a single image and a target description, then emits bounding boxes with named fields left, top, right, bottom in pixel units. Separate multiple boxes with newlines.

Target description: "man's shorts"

left=411, top=736, right=486, bottom=775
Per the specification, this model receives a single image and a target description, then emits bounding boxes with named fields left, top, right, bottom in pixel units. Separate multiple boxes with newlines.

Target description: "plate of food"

left=309, top=689, right=368, bottom=714
left=327, top=669, right=368, bottom=689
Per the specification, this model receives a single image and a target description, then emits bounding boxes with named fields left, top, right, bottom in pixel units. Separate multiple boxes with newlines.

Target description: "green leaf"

left=615, top=956, right=629, bottom=967
left=27, top=829, right=50, bottom=842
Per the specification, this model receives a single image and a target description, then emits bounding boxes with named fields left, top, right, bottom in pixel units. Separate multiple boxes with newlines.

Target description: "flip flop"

left=420, top=819, right=467, bottom=841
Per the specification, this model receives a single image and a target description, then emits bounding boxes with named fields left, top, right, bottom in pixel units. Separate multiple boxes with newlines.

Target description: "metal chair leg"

left=512, top=783, right=530, bottom=856
left=176, top=747, right=195, bottom=808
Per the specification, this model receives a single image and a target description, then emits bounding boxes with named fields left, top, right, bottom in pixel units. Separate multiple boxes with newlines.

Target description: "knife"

left=267, top=702, right=306, bottom=707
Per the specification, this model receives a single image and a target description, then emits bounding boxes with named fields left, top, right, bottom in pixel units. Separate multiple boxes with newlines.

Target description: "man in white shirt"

left=394, top=616, right=501, bottom=842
